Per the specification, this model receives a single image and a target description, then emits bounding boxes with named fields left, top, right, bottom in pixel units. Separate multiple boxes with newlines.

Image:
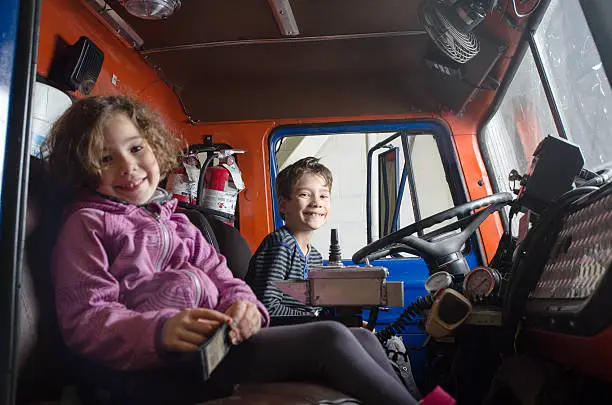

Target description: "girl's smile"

left=96, top=114, right=161, bottom=205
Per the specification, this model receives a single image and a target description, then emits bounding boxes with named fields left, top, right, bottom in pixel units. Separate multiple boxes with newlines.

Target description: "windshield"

left=481, top=0, right=612, bottom=204
left=534, top=0, right=612, bottom=170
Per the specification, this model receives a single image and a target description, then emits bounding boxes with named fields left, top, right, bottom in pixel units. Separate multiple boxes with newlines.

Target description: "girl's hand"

left=225, top=300, right=262, bottom=344
left=162, top=308, right=232, bottom=352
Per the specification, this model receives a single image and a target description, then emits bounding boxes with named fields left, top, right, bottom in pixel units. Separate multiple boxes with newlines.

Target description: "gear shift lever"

left=328, top=228, right=343, bottom=267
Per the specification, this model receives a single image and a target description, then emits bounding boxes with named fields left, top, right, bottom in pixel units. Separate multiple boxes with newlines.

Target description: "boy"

left=247, top=157, right=332, bottom=317
left=246, top=156, right=422, bottom=399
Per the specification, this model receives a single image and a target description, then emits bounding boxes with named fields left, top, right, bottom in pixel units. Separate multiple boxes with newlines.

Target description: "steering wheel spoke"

left=420, top=216, right=472, bottom=242
left=364, top=243, right=421, bottom=262
left=353, top=193, right=513, bottom=275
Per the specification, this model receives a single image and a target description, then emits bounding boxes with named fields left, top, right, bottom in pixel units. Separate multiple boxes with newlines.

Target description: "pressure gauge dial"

left=463, top=266, right=500, bottom=300
left=424, top=271, right=453, bottom=294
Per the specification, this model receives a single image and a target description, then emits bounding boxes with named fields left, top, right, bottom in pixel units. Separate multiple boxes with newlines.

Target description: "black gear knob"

left=328, top=228, right=343, bottom=267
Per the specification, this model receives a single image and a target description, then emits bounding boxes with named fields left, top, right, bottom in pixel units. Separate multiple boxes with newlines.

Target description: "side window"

left=480, top=49, right=558, bottom=195
left=480, top=0, right=612, bottom=235
left=274, top=130, right=455, bottom=259
left=411, top=135, right=455, bottom=221
left=480, top=49, right=559, bottom=235
left=534, top=0, right=612, bottom=170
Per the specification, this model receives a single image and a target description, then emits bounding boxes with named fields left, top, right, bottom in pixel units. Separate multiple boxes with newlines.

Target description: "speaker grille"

left=65, top=37, right=104, bottom=94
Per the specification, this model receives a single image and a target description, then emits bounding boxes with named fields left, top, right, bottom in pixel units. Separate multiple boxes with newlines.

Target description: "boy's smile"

left=279, top=173, right=331, bottom=234
left=96, top=113, right=161, bottom=205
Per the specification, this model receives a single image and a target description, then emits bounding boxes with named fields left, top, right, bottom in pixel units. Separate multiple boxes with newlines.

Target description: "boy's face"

left=96, top=113, right=161, bottom=205
left=279, top=173, right=330, bottom=233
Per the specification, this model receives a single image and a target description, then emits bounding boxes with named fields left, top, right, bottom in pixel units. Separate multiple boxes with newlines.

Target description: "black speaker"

left=57, top=36, right=104, bottom=95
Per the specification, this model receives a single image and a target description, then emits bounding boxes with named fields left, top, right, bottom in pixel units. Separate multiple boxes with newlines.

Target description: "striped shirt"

left=247, top=226, right=322, bottom=316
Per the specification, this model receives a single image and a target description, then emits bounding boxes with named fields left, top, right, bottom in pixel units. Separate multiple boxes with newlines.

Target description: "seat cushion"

left=199, top=383, right=359, bottom=405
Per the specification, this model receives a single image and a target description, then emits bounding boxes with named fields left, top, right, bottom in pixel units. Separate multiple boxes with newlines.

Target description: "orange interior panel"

left=182, top=115, right=504, bottom=260
left=38, top=0, right=505, bottom=258
left=38, top=0, right=189, bottom=132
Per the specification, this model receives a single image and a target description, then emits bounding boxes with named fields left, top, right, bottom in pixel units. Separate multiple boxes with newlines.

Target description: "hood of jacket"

left=69, top=188, right=176, bottom=217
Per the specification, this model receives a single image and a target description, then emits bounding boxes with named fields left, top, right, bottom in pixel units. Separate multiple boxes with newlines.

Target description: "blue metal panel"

left=268, top=120, right=484, bottom=383
left=0, top=1, right=21, bottom=402
left=0, top=0, right=21, bottom=209
left=1, top=0, right=38, bottom=403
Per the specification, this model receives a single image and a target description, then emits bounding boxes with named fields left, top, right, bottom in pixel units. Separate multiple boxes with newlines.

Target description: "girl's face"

left=96, top=113, right=161, bottom=205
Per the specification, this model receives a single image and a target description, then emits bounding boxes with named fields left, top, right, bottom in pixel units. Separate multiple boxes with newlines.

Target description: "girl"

left=44, top=95, right=418, bottom=405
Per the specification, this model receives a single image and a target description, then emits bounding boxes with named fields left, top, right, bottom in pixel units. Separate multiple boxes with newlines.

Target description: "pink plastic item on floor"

left=419, top=386, right=456, bottom=405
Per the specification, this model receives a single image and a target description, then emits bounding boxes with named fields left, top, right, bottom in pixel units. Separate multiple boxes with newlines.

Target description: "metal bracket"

left=81, top=0, right=144, bottom=49
left=267, top=0, right=300, bottom=36
left=463, top=308, right=502, bottom=326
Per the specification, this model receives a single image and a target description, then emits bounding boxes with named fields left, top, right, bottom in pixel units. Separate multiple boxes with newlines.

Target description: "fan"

left=118, top=0, right=181, bottom=20
left=421, top=0, right=498, bottom=64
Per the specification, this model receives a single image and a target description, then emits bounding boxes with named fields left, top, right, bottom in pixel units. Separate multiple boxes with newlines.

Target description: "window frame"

left=375, top=144, right=400, bottom=238
left=479, top=0, right=612, bottom=219
left=478, top=0, right=565, bottom=229
left=268, top=119, right=485, bottom=264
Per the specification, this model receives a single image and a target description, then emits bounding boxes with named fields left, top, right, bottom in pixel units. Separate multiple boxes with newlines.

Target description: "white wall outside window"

left=275, top=132, right=453, bottom=259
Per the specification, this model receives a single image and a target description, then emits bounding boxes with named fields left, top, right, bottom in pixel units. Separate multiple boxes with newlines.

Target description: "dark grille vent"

left=63, top=36, right=104, bottom=94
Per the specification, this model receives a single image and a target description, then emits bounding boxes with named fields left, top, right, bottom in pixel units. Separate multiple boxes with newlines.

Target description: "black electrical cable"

left=572, top=178, right=612, bottom=207
left=376, top=295, right=434, bottom=345
left=511, top=0, right=542, bottom=18
left=582, top=168, right=612, bottom=187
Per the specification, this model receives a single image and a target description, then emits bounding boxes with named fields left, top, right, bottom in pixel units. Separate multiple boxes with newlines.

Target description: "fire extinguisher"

left=197, top=149, right=245, bottom=226
left=166, top=154, right=200, bottom=204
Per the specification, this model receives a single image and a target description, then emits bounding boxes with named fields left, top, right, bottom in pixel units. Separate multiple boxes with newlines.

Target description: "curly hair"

left=275, top=156, right=333, bottom=201
left=42, top=95, right=183, bottom=195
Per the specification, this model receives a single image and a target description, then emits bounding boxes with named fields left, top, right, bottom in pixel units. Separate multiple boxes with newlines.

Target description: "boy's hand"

left=225, top=300, right=262, bottom=344
left=162, top=308, right=232, bottom=352
left=361, top=320, right=375, bottom=332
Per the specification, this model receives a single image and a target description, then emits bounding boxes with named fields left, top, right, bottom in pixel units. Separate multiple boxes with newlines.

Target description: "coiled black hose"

left=376, top=295, right=434, bottom=345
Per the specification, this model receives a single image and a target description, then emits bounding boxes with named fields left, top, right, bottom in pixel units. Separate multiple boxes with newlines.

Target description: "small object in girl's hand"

left=198, top=323, right=232, bottom=381
left=419, top=386, right=455, bottom=405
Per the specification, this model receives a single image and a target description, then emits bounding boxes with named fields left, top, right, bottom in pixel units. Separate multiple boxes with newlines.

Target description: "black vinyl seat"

left=177, top=203, right=252, bottom=281
left=17, top=157, right=355, bottom=405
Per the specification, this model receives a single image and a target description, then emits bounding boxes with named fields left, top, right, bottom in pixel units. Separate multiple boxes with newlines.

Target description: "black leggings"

left=98, top=321, right=417, bottom=405
left=208, top=321, right=418, bottom=405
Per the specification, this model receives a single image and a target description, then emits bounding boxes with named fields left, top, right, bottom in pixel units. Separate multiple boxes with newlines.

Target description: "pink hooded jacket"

left=51, top=191, right=269, bottom=371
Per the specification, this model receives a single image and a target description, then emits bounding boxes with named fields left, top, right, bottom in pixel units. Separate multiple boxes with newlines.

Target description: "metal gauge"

left=463, top=266, right=500, bottom=300
left=425, top=271, right=453, bottom=294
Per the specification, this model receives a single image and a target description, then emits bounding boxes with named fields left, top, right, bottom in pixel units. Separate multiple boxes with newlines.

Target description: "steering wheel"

left=353, top=193, right=513, bottom=277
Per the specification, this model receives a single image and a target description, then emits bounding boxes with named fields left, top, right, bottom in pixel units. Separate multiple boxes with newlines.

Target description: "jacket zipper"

left=182, top=270, right=202, bottom=307
left=143, top=207, right=200, bottom=307
left=143, top=208, right=169, bottom=273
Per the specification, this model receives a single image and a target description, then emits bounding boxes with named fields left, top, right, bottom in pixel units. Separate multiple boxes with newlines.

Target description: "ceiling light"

left=119, top=0, right=181, bottom=20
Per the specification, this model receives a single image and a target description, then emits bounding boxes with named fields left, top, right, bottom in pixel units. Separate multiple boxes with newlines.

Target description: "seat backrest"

left=16, top=164, right=253, bottom=404
left=17, top=157, right=72, bottom=404
left=207, top=215, right=253, bottom=280
left=180, top=207, right=221, bottom=253
left=177, top=205, right=252, bottom=280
